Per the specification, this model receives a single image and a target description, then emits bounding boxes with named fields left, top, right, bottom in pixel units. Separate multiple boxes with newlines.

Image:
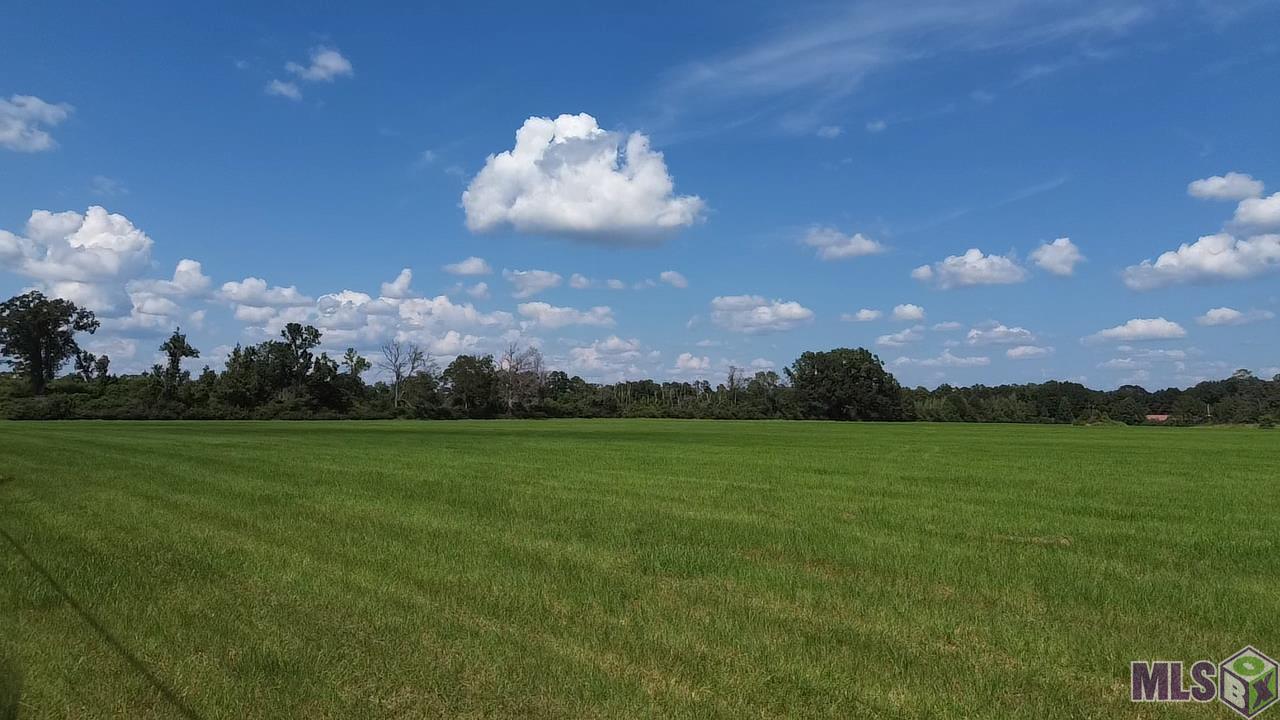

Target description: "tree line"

left=2, top=290, right=1278, bottom=425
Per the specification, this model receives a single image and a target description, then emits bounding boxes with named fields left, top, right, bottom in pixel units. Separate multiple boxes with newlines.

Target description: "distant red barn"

left=1145, top=414, right=1171, bottom=423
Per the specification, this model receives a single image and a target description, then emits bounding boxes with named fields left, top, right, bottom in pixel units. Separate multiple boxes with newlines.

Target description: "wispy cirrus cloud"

left=657, top=1, right=1152, bottom=134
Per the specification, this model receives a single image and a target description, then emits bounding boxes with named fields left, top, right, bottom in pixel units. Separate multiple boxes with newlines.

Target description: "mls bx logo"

left=1131, top=646, right=1279, bottom=718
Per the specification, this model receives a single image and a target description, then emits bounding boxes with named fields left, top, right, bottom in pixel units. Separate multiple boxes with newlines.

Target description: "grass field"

left=1, top=420, right=1277, bottom=719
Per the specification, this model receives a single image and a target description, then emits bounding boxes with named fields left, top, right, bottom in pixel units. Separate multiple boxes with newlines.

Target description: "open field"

left=1, top=420, right=1277, bottom=719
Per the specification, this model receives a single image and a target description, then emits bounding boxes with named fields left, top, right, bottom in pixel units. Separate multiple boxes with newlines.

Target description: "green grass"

left=1, top=420, right=1277, bottom=719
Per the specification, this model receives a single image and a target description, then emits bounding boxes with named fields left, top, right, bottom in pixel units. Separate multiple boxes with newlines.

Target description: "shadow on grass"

left=0, top=657, right=19, bottom=720
left=0, top=527, right=203, bottom=720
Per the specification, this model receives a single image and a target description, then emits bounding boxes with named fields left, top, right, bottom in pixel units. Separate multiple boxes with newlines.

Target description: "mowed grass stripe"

left=0, top=417, right=1249, bottom=712
left=1, top=420, right=1276, bottom=718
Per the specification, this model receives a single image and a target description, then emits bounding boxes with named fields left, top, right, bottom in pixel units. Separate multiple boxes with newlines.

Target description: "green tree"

left=74, top=350, right=99, bottom=382
left=341, top=347, right=371, bottom=377
left=158, top=327, right=200, bottom=398
left=1054, top=397, right=1074, bottom=423
left=0, top=291, right=99, bottom=395
left=1109, top=396, right=1144, bottom=425
left=784, top=348, right=904, bottom=421
left=745, top=370, right=786, bottom=416
left=400, top=372, right=443, bottom=417
left=544, top=370, right=572, bottom=398
left=93, top=354, right=111, bottom=383
left=280, top=323, right=322, bottom=390
left=217, top=344, right=267, bottom=408
left=442, top=354, right=497, bottom=415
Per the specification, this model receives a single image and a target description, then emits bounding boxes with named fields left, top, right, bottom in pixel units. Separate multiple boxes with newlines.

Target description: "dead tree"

left=379, top=340, right=428, bottom=408
left=726, top=365, right=744, bottom=405
left=498, top=342, right=544, bottom=415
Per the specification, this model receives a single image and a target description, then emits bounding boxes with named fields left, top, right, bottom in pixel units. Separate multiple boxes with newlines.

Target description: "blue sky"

left=3, top=1, right=1279, bottom=388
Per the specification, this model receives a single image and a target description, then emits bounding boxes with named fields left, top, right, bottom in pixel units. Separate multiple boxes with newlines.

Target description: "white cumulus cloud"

left=801, top=226, right=886, bottom=261
left=503, top=268, right=562, bottom=298
left=395, top=295, right=512, bottom=335
left=1007, top=345, right=1053, bottom=360
left=371, top=293, right=509, bottom=351
left=1234, top=192, right=1280, bottom=229
left=1085, top=317, right=1186, bottom=344
left=313, top=291, right=397, bottom=334
left=1196, top=307, right=1275, bottom=326
left=421, top=329, right=481, bottom=358
left=379, top=268, right=416, bottom=299
left=1122, top=233, right=1280, bottom=289
left=1188, top=172, right=1264, bottom=201
left=218, top=277, right=313, bottom=307
left=0, top=206, right=155, bottom=315
left=567, top=336, right=648, bottom=378
left=659, top=270, right=688, bottom=288
left=891, top=303, right=925, bottom=321
left=876, top=326, right=924, bottom=347
left=674, top=352, right=712, bottom=372
left=1030, top=237, right=1084, bottom=276
left=11, top=206, right=152, bottom=284
left=517, top=302, right=615, bottom=329
left=967, top=323, right=1035, bottom=345
left=462, top=113, right=704, bottom=243
left=842, top=308, right=881, bottom=322
left=710, top=295, right=814, bottom=334
left=443, top=256, right=492, bottom=276
left=286, top=46, right=354, bottom=82
left=234, top=304, right=278, bottom=324
left=912, top=248, right=1028, bottom=289
left=1, top=95, right=73, bottom=152
left=127, top=259, right=211, bottom=298
left=894, top=350, right=990, bottom=368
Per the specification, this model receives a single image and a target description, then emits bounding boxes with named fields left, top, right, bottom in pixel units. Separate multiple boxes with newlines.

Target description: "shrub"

left=5, top=394, right=77, bottom=420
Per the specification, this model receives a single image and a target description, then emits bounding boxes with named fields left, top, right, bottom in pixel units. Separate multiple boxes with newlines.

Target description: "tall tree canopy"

left=0, top=291, right=99, bottom=395
left=157, top=327, right=200, bottom=398
left=442, top=354, right=497, bottom=414
left=280, top=323, right=322, bottom=390
left=785, top=348, right=904, bottom=421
